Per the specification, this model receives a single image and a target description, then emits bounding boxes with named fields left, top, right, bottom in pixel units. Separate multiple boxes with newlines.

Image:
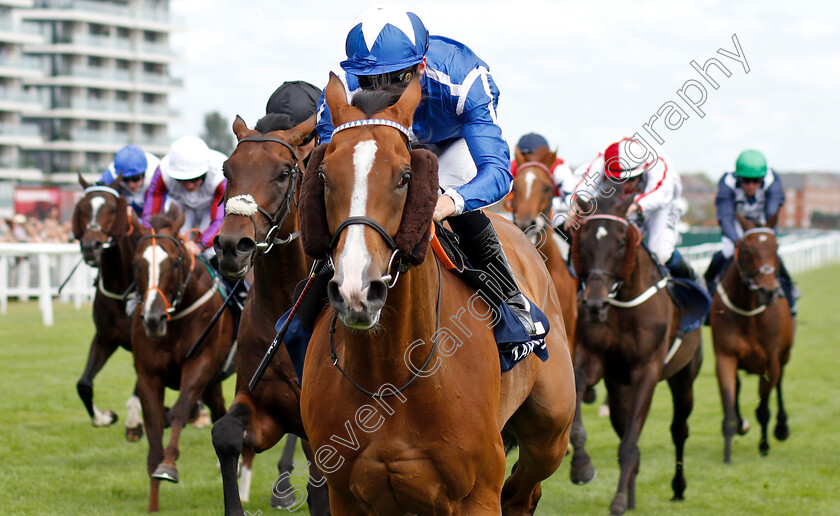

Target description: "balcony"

left=30, top=0, right=182, bottom=27
left=0, top=122, right=43, bottom=145
left=53, top=97, right=131, bottom=113
left=0, top=87, right=45, bottom=110
left=0, top=54, right=45, bottom=71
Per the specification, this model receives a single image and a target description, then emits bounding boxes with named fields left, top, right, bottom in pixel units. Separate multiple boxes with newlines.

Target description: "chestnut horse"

left=711, top=213, right=794, bottom=463
left=129, top=207, right=235, bottom=512
left=211, top=114, right=330, bottom=515
left=71, top=176, right=144, bottom=440
left=297, top=74, right=575, bottom=515
left=569, top=199, right=703, bottom=515
left=507, top=157, right=578, bottom=352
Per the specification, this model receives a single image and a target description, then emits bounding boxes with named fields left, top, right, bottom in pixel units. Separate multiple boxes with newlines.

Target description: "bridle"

left=138, top=230, right=195, bottom=320
left=224, top=136, right=303, bottom=255
left=734, top=227, right=778, bottom=292
left=326, top=118, right=415, bottom=289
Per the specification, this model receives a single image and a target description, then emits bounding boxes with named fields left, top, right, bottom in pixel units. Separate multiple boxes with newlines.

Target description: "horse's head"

left=572, top=197, right=641, bottom=323
left=735, top=212, right=781, bottom=306
left=132, top=205, right=190, bottom=338
left=299, top=73, right=438, bottom=329
left=510, top=159, right=556, bottom=238
left=72, top=173, right=129, bottom=267
left=213, top=114, right=316, bottom=279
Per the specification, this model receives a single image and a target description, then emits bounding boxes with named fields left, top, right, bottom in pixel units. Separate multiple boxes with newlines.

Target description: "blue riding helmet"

left=113, top=145, right=147, bottom=178
left=341, top=4, right=429, bottom=76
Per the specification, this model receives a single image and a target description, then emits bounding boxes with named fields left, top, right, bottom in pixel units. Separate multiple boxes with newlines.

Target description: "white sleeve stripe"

left=456, top=67, right=483, bottom=115
left=478, top=70, right=498, bottom=124
left=424, top=67, right=461, bottom=96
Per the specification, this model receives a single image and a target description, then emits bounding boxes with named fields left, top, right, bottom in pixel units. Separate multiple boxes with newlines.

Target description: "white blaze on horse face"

left=523, top=170, right=537, bottom=200
left=338, top=139, right=377, bottom=312
left=758, top=234, right=768, bottom=243
left=596, top=226, right=609, bottom=240
left=142, top=244, right=168, bottom=319
left=89, top=196, right=106, bottom=225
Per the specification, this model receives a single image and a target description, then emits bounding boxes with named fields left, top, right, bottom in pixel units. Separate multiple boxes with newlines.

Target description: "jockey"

left=264, top=80, right=322, bottom=165
left=142, top=136, right=227, bottom=259
left=511, top=133, right=574, bottom=203
left=703, top=149, right=799, bottom=314
left=568, top=137, right=697, bottom=281
left=98, top=145, right=160, bottom=216
left=316, top=4, right=537, bottom=336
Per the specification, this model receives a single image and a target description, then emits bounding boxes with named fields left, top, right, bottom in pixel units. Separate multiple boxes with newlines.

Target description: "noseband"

left=224, top=136, right=303, bottom=255
left=138, top=230, right=195, bottom=320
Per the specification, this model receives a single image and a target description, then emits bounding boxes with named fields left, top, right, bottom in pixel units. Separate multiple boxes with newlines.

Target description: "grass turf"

left=1, top=264, right=838, bottom=515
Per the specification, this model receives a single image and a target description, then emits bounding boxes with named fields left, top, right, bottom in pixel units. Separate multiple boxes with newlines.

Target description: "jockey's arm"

left=633, top=159, right=672, bottom=213
left=197, top=178, right=227, bottom=252
left=142, top=168, right=167, bottom=228
left=764, top=172, right=785, bottom=224
left=715, top=175, right=740, bottom=242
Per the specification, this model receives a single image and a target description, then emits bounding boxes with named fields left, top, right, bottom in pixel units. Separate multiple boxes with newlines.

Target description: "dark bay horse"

left=508, top=157, right=578, bottom=352
left=297, top=73, right=575, bottom=515
left=711, top=213, right=794, bottom=463
left=129, top=207, right=235, bottom=512
left=211, top=114, right=330, bottom=515
left=569, top=199, right=703, bottom=515
left=71, top=176, right=144, bottom=440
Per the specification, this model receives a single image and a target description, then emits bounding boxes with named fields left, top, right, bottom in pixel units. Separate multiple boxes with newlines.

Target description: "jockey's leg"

left=665, top=249, right=698, bottom=281
left=703, top=250, right=726, bottom=291
left=776, top=256, right=800, bottom=316
left=447, top=210, right=538, bottom=337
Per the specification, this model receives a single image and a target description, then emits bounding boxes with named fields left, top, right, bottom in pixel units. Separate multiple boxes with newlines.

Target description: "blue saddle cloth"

left=279, top=294, right=551, bottom=385
left=665, top=274, right=712, bottom=334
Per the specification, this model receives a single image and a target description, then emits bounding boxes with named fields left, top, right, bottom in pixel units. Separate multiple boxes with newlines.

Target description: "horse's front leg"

left=715, top=351, right=739, bottom=463
left=569, top=348, right=601, bottom=485
left=136, top=375, right=165, bottom=512
left=77, top=332, right=120, bottom=426
left=757, top=360, right=781, bottom=456
left=152, top=360, right=214, bottom=484
left=774, top=369, right=790, bottom=441
left=609, top=363, right=658, bottom=516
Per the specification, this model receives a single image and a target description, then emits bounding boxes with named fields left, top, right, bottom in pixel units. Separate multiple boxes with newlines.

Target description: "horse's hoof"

left=270, top=491, right=299, bottom=510
left=671, top=494, right=685, bottom=501
left=598, top=403, right=610, bottom=417
left=774, top=424, right=790, bottom=441
left=151, top=463, right=179, bottom=483
left=759, top=442, right=770, bottom=456
left=125, top=424, right=144, bottom=442
left=738, top=419, right=750, bottom=435
left=192, top=405, right=211, bottom=428
left=571, top=462, right=597, bottom=485
left=91, top=410, right=119, bottom=427
left=610, top=492, right=627, bottom=515
left=582, top=385, right=597, bottom=404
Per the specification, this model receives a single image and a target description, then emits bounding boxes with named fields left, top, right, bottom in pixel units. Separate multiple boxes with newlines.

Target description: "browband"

left=332, top=119, right=412, bottom=139
left=84, top=185, right=120, bottom=197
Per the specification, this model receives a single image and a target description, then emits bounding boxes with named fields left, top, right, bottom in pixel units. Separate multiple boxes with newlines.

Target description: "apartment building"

left=0, top=0, right=179, bottom=182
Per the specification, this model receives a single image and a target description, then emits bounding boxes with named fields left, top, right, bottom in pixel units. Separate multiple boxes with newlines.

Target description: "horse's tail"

left=502, top=428, right=519, bottom=456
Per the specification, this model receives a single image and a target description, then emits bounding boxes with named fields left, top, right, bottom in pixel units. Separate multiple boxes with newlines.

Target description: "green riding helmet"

left=735, top=150, right=767, bottom=179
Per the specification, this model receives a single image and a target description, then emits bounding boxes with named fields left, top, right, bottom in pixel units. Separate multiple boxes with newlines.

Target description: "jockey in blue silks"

left=98, top=145, right=160, bottom=216
left=316, top=4, right=537, bottom=336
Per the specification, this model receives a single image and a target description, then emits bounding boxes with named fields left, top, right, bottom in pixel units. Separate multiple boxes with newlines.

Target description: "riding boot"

left=703, top=250, right=726, bottom=293
left=666, top=249, right=698, bottom=282
left=449, top=211, right=538, bottom=337
left=776, top=256, right=800, bottom=315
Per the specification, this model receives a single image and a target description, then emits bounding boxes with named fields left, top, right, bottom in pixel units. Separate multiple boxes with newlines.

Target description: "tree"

left=200, top=111, right=234, bottom=155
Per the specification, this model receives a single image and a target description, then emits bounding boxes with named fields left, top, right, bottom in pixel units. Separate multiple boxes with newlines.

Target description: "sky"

left=169, top=0, right=840, bottom=177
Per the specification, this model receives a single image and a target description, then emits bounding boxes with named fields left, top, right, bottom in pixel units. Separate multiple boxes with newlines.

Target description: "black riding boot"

left=448, top=211, right=538, bottom=337
left=666, top=249, right=698, bottom=281
left=776, top=256, right=801, bottom=315
left=703, top=250, right=726, bottom=292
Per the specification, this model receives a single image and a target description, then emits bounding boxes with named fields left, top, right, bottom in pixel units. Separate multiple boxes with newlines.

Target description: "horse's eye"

left=397, top=172, right=411, bottom=188
left=277, top=168, right=290, bottom=181
left=318, top=171, right=328, bottom=188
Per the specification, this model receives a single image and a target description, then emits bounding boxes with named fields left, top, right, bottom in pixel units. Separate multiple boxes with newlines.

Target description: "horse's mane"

left=255, top=113, right=295, bottom=134
left=351, top=87, right=404, bottom=118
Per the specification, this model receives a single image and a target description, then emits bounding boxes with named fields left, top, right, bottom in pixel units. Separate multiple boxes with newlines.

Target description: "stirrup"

left=507, top=294, right=537, bottom=337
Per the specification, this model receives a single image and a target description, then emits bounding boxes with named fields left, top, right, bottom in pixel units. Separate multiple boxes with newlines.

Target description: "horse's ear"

left=765, top=211, right=779, bottom=229
left=71, top=202, right=84, bottom=240
left=284, top=114, right=317, bottom=147
left=395, top=149, right=439, bottom=264
left=325, top=72, right=351, bottom=127
left=612, top=196, right=635, bottom=217
left=514, top=147, right=526, bottom=165
left=544, top=150, right=557, bottom=168
left=299, top=143, right=331, bottom=258
left=383, top=77, right=422, bottom=128
left=109, top=172, right=123, bottom=191
left=78, top=171, right=91, bottom=190
left=164, top=203, right=185, bottom=234
left=129, top=209, right=146, bottom=237
left=503, top=192, right=514, bottom=212
left=110, top=196, right=128, bottom=239
left=736, top=212, right=755, bottom=231
left=233, top=115, right=250, bottom=141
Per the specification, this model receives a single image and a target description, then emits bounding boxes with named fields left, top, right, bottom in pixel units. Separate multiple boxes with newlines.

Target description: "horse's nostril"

left=327, top=280, right=345, bottom=310
left=237, top=238, right=256, bottom=255
left=366, top=280, right=388, bottom=307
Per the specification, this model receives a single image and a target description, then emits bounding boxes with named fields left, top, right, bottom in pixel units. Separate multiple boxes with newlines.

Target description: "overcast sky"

left=169, top=0, right=839, bottom=177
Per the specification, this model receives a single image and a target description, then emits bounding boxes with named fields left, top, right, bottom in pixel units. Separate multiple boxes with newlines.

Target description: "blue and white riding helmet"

left=341, top=4, right=429, bottom=76
left=114, top=144, right=147, bottom=179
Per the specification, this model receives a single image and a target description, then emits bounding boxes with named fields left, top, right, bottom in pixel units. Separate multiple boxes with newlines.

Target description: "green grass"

left=1, top=265, right=839, bottom=515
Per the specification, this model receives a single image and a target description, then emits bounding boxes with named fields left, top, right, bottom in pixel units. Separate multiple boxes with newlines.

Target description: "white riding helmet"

left=160, top=136, right=210, bottom=181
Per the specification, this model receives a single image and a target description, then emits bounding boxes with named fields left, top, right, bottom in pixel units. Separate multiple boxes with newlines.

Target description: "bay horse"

left=296, top=73, right=575, bottom=515
left=569, top=197, right=703, bottom=515
left=507, top=157, right=578, bottom=353
left=71, top=176, right=144, bottom=440
left=711, top=212, right=794, bottom=463
left=211, top=114, right=330, bottom=515
left=129, top=206, right=235, bottom=512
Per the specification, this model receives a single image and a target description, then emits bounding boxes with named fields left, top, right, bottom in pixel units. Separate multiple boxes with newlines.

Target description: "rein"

left=329, top=257, right=443, bottom=398
left=138, top=230, right=195, bottom=320
left=224, top=136, right=303, bottom=254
